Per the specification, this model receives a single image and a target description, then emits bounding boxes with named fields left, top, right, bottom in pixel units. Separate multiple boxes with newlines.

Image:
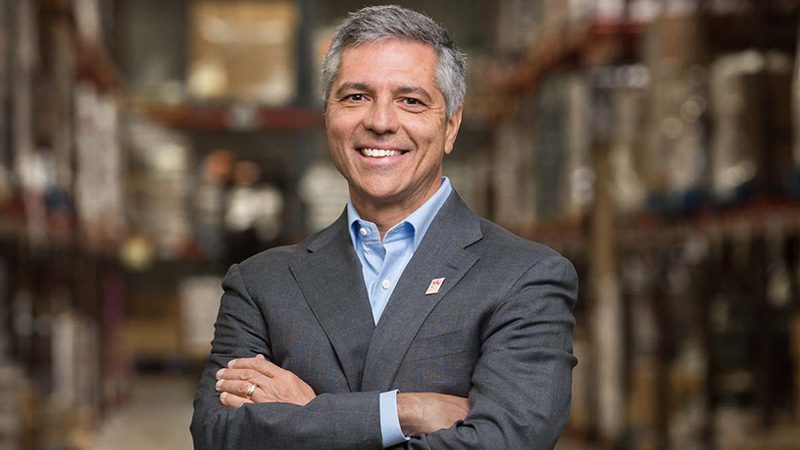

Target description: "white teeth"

left=360, top=148, right=402, bottom=158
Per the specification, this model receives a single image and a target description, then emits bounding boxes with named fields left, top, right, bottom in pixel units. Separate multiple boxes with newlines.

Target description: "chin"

left=363, top=189, right=404, bottom=203
left=355, top=183, right=406, bottom=203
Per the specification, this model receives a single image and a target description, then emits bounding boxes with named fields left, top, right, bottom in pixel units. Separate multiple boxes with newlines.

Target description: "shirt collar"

left=347, top=177, right=452, bottom=250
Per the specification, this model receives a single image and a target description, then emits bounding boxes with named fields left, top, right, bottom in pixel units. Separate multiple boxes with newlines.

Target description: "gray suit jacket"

left=191, top=191, right=578, bottom=449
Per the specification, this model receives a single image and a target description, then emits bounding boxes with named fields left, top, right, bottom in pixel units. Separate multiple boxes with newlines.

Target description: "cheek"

left=325, top=110, right=355, bottom=140
left=413, top=125, right=447, bottom=157
left=327, top=144, right=351, bottom=174
left=405, top=119, right=439, bottom=144
left=326, top=123, right=352, bottom=155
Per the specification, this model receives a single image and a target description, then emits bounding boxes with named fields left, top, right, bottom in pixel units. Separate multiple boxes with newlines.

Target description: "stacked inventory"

left=488, top=1, right=800, bottom=449
left=0, top=0, right=129, bottom=448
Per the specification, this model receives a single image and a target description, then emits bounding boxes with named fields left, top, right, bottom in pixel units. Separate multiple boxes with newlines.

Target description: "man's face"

left=325, top=39, right=462, bottom=212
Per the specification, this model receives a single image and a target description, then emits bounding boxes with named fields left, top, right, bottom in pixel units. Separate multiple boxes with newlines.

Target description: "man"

left=191, top=5, right=577, bottom=449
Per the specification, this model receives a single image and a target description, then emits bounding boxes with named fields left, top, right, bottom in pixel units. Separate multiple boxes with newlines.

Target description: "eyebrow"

left=333, top=82, right=370, bottom=98
left=333, top=82, right=434, bottom=102
left=395, top=86, right=433, bottom=102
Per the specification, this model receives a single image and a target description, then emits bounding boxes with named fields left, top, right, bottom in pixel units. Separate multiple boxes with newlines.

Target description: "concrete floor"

left=95, top=376, right=195, bottom=450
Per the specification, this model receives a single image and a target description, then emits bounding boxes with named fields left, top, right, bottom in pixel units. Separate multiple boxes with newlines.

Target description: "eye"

left=402, top=97, right=423, bottom=106
left=345, top=93, right=366, bottom=101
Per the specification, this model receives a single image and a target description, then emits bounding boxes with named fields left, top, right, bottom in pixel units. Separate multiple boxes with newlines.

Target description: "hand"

left=397, top=392, right=470, bottom=436
left=215, top=354, right=316, bottom=408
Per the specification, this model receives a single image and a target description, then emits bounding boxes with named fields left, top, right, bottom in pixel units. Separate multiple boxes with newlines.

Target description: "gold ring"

left=245, top=383, right=257, bottom=399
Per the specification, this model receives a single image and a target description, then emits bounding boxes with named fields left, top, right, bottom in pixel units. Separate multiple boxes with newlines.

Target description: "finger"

left=214, top=379, right=258, bottom=398
left=253, top=354, right=284, bottom=377
left=226, top=355, right=261, bottom=369
left=216, top=368, right=267, bottom=384
left=214, top=380, right=270, bottom=403
left=228, top=354, right=273, bottom=371
left=229, top=354, right=284, bottom=378
left=219, top=391, right=252, bottom=408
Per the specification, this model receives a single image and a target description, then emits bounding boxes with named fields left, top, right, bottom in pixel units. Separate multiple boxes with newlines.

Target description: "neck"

left=351, top=179, right=442, bottom=239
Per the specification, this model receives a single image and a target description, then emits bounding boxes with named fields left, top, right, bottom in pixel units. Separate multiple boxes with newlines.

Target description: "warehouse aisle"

left=95, top=376, right=195, bottom=450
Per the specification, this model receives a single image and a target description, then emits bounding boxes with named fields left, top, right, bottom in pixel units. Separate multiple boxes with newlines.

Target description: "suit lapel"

left=361, top=193, right=482, bottom=392
left=289, top=212, right=375, bottom=392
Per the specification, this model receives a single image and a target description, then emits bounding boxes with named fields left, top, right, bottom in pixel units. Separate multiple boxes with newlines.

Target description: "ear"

left=443, top=106, right=463, bottom=155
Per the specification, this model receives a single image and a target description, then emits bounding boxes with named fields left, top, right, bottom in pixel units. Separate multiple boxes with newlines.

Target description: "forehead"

left=336, top=39, right=440, bottom=91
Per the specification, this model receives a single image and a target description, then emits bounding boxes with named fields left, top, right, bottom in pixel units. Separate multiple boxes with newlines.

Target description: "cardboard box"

left=188, top=1, right=297, bottom=105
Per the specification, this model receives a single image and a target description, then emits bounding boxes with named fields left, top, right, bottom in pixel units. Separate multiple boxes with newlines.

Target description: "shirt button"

left=359, top=227, right=368, bottom=237
left=381, top=279, right=390, bottom=290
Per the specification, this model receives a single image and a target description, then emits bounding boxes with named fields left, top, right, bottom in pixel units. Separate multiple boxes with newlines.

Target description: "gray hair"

left=321, top=5, right=466, bottom=119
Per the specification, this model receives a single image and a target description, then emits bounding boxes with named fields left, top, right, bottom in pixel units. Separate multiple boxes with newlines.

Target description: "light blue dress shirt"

left=346, top=177, right=453, bottom=447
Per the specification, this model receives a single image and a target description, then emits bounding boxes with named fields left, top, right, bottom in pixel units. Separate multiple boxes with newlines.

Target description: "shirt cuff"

left=379, top=390, right=409, bottom=447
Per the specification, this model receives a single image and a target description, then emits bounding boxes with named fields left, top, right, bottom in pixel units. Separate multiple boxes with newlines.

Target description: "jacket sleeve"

left=190, top=264, right=384, bottom=450
left=392, top=254, right=579, bottom=450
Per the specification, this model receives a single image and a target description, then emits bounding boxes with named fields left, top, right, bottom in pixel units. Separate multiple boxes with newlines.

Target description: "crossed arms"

left=212, top=354, right=469, bottom=437
left=191, top=254, right=577, bottom=449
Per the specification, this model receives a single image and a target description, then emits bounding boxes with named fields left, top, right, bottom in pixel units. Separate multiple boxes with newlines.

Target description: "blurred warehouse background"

left=1, top=0, right=800, bottom=449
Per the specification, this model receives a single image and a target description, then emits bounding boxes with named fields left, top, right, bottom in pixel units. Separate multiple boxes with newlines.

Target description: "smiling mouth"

left=359, top=148, right=408, bottom=158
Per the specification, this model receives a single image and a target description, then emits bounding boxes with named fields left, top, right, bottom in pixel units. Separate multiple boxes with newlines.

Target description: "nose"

left=362, top=98, right=399, bottom=134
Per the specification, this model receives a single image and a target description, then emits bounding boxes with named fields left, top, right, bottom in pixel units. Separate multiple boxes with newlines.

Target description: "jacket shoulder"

left=477, top=218, right=566, bottom=264
left=474, top=218, right=577, bottom=296
left=238, top=243, right=297, bottom=269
